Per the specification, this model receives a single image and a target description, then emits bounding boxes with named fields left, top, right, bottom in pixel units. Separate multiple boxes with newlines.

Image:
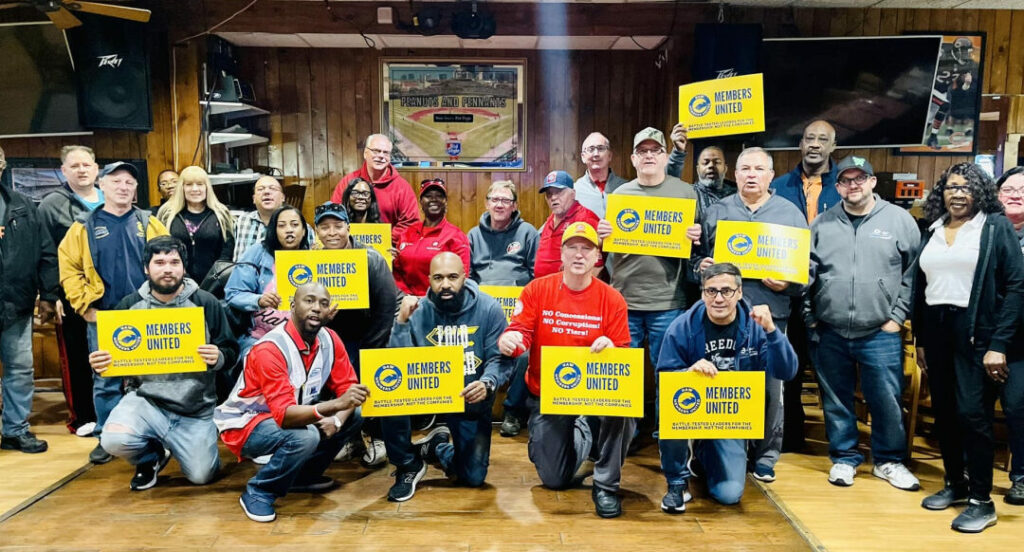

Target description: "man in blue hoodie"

left=656, top=263, right=798, bottom=512
left=382, top=252, right=513, bottom=502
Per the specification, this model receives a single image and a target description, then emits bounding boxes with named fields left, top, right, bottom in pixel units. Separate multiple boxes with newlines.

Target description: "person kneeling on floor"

left=656, top=263, right=797, bottom=512
left=89, top=237, right=239, bottom=490
left=214, top=282, right=369, bottom=523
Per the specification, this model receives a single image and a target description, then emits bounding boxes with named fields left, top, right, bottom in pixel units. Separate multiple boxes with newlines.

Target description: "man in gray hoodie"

left=88, top=236, right=238, bottom=491
left=805, top=155, right=921, bottom=491
left=694, top=147, right=808, bottom=482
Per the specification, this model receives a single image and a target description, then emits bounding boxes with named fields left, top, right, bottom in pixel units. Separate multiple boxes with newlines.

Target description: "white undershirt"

left=920, top=211, right=986, bottom=308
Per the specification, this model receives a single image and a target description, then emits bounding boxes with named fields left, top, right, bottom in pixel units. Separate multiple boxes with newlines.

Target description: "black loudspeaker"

left=691, top=24, right=762, bottom=82
left=67, top=14, right=152, bottom=131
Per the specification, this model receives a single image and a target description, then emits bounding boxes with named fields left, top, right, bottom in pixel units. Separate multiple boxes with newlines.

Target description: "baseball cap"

left=419, top=178, right=447, bottom=197
left=100, top=161, right=140, bottom=180
left=314, top=201, right=350, bottom=224
left=539, top=170, right=574, bottom=193
left=561, top=221, right=600, bottom=247
left=633, top=127, right=666, bottom=150
left=835, top=155, right=874, bottom=178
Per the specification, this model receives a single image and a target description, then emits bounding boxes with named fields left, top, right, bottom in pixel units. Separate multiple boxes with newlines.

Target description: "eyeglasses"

left=634, top=147, right=666, bottom=157
left=582, top=145, right=609, bottom=155
left=487, top=196, right=515, bottom=206
left=944, top=185, right=973, bottom=195
left=315, top=203, right=348, bottom=218
left=350, top=190, right=371, bottom=199
left=837, top=173, right=871, bottom=187
left=999, top=185, right=1024, bottom=196
left=702, top=286, right=738, bottom=299
left=366, top=147, right=392, bottom=157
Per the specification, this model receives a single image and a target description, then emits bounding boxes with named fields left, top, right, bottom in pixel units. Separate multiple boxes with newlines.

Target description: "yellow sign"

left=659, top=371, right=765, bottom=439
left=349, top=223, right=393, bottom=270
left=603, top=195, right=697, bottom=258
left=678, top=73, right=765, bottom=139
left=96, top=307, right=206, bottom=377
left=360, top=346, right=466, bottom=417
left=540, top=346, right=644, bottom=417
left=275, top=249, right=370, bottom=309
left=713, top=220, right=810, bottom=284
left=479, top=285, right=523, bottom=323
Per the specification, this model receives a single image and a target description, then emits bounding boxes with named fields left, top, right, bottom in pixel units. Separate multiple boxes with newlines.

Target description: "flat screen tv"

left=760, top=36, right=942, bottom=149
left=0, top=21, right=89, bottom=138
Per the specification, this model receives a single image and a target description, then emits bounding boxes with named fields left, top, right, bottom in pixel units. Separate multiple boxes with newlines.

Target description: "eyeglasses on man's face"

left=702, top=286, right=738, bottom=299
left=487, top=196, right=515, bottom=206
left=582, top=145, right=609, bottom=155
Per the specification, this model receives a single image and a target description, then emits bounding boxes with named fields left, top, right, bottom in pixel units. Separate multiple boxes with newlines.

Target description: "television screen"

left=0, top=22, right=89, bottom=138
left=760, top=36, right=941, bottom=149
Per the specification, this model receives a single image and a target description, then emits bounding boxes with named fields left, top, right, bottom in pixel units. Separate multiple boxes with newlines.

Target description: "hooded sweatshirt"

left=656, top=299, right=798, bottom=382
left=38, top=184, right=103, bottom=248
left=330, top=162, right=419, bottom=243
left=389, top=279, right=513, bottom=415
left=115, top=278, right=240, bottom=417
left=468, top=211, right=539, bottom=286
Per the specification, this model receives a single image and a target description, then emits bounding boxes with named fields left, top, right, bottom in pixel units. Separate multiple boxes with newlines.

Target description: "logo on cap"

left=853, top=157, right=865, bottom=167
left=546, top=172, right=558, bottom=184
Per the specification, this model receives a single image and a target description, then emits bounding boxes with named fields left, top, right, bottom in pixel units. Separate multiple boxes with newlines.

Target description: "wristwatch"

left=332, top=415, right=342, bottom=429
left=482, top=379, right=495, bottom=398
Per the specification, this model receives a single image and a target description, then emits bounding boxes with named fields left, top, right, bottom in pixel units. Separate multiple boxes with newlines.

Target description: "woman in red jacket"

left=392, top=179, right=471, bottom=296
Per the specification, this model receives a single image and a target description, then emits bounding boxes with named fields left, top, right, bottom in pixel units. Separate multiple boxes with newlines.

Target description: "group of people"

left=0, top=119, right=1020, bottom=534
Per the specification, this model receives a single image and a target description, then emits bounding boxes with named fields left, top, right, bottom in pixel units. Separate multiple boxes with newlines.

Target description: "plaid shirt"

left=232, top=211, right=316, bottom=261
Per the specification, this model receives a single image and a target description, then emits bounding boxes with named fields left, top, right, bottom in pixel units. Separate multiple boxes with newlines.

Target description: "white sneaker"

left=872, top=462, right=921, bottom=491
left=75, top=422, right=96, bottom=437
left=829, top=463, right=856, bottom=487
left=251, top=454, right=272, bottom=465
left=361, top=437, right=387, bottom=468
left=334, top=440, right=360, bottom=462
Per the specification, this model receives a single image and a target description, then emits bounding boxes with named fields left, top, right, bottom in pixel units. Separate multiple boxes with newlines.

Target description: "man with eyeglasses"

left=596, top=127, right=701, bottom=450
left=467, top=181, right=539, bottom=437
left=233, top=176, right=314, bottom=261
left=804, top=155, right=921, bottom=490
left=695, top=147, right=807, bottom=483
left=330, top=134, right=418, bottom=243
left=575, top=133, right=629, bottom=219
left=997, top=167, right=1024, bottom=253
left=534, top=170, right=602, bottom=278
left=657, top=262, right=797, bottom=510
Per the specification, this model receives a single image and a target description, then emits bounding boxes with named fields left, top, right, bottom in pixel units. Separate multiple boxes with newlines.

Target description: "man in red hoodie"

left=330, top=134, right=419, bottom=242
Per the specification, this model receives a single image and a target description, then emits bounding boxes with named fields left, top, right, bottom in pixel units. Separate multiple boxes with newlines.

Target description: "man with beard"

left=232, top=176, right=314, bottom=261
left=381, top=252, right=512, bottom=502
left=88, top=237, right=238, bottom=490
left=215, top=282, right=369, bottom=523
left=574, top=133, right=629, bottom=219
left=664, top=126, right=737, bottom=214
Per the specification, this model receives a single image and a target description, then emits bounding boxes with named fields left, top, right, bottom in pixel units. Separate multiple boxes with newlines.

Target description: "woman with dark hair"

left=224, top=205, right=311, bottom=355
left=342, top=177, right=382, bottom=224
left=914, top=162, right=1024, bottom=533
left=392, top=179, right=471, bottom=296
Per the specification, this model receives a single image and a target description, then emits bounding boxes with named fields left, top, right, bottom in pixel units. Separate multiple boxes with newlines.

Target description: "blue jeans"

left=240, top=414, right=363, bottom=505
left=1, top=316, right=35, bottom=436
left=382, top=407, right=494, bottom=486
left=101, top=392, right=220, bottom=484
left=87, top=321, right=124, bottom=433
left=659, top=436, right=747, bottom=504
left=814, top=327, right=906, bottom=466
left=627, top=309, right=682, bottom=364
left=502, top=355, right=530, bottom=417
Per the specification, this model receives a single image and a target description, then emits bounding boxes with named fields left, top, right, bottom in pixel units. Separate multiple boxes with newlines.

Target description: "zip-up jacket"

left=116, top=278, right=239, bottom=417
left=0, top=186, right=60, bottom=329
left=467, top=211, right=539, bottom=286
left=330, top=162, right=419, bottom=243
left=38, top=184, right=97, bottom=249
left=326, top=240, right=398, bottom=355
left=393, top=217, right=472, bottom=296
left=805, top=196, right=921, bottom=338
left=770, top=159, right=840, bottom=220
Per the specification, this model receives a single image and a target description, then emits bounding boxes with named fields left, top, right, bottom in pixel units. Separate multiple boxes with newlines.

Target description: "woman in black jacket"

left=156, top=166, right=235, bottom=283
left=914, top=162, right=1024, bottom=533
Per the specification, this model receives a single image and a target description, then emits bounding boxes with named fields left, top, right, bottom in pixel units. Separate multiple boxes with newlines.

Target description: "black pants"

left=922, top=304, right=1024, bottom=502
left=56, top=308, right=96, bottom=431
left=782, top=308, right=808, bottom=450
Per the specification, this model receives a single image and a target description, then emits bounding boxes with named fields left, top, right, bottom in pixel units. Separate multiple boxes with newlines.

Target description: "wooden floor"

left=0, top=392, right=808, bottom=552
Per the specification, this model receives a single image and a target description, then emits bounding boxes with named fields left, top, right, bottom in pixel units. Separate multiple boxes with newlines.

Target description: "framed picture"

left=898, top=32, right=985, bottom=156
left=381, top=58, right=526, bottom=170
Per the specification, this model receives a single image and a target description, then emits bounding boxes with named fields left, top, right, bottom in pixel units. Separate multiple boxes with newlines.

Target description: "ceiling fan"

left=0, top=0, right=151, bottom=29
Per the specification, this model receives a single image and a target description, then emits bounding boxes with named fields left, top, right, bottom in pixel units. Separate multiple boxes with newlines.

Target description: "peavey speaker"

left=691, top=24, right=762, bottom=82
left=67, top=14, right=152, bottom=131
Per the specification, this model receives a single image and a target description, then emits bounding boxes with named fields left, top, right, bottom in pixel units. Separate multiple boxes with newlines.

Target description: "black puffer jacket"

left=0, top=185, right=60, bottom=329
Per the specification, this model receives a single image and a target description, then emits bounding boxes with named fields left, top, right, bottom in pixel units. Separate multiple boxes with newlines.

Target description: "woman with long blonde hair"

left=157, top=166, right=235, bottom=283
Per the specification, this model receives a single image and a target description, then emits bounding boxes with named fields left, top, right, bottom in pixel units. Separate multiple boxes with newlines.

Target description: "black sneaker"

left=290, top=475, right=337, bottom=493
left=499, top=412, right=521, bottom=437
left=1005, top=479, right=1024, bottom=505
left=951, top=499, right=997, bottom=533
left=411, top=415, right=436, bottom=432
left=414, top=426, right=451, bottom=464
left=130, top=448, right=171, bottom=491
left=592, top=486, right=622, bottom=518
left=921, top=483, right=969, bottom=510
left=89, top=442, right=113, bottom=464
left=660, top=483, right=692, bottom=514
left=0, top=432, right=48, bottom=454
left=387, top=460, right=427, bottom=502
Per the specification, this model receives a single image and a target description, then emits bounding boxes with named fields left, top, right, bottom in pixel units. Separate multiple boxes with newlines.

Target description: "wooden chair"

left=283, top=184, right=306, bottom=209
left=901, top=326, right=923, bottom=458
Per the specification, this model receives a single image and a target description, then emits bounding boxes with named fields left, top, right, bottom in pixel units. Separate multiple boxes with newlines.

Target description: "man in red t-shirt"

left=499, top=222, right=632, bottom=519
left=329, top=134, right=419, bottom=243
left=214, top=283, right=369, bottom=523
left=533, top=170, right=603, bottom=278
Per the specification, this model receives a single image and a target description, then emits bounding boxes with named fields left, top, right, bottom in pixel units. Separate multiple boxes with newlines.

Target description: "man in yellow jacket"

left=58, top=161, right=168, bottom=464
